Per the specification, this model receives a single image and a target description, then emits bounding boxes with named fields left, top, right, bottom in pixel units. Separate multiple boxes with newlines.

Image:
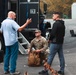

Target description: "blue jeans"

left=47, top=43, right=65, bottom=72
left=4, top=42, right=19, bottom=73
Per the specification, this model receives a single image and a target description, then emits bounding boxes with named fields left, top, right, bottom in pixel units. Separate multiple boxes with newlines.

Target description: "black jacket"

left=49, top=20, right=65, bottom=44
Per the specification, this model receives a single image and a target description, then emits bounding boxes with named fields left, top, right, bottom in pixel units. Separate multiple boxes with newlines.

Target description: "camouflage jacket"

left=29, top=36, right=48, bottom=52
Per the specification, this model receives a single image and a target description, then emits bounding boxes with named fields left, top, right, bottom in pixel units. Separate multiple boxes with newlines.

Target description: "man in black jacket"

left=39, top=12, right=65, bottom=75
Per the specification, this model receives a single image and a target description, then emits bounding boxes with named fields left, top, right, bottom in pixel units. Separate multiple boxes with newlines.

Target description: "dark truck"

left=0, top=0, right=8, bottom=52
left=0, top=0, right=48, bottom=50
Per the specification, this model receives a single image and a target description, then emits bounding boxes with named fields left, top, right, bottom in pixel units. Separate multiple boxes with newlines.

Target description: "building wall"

left=71, top=3, right=76, bottom=19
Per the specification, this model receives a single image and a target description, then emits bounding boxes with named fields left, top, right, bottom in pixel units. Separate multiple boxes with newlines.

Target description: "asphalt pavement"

left=0, top=19, right=76, bottom=75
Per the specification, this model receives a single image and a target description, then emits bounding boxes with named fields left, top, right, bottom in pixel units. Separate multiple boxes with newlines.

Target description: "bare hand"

left=35, top=50, right=41, bottom=53
left=28, top=49, right=31, bottom=54
left=26, top=18, right=32, bottom=24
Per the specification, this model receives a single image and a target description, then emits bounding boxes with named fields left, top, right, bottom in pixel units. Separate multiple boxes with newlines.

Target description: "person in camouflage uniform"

left=28, top=29, right=48, bottom=64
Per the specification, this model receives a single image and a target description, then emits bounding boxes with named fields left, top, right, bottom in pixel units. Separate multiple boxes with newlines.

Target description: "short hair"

left=53, top=12, right=61, bottom=18
left=53, top=12, right=60, bottom=15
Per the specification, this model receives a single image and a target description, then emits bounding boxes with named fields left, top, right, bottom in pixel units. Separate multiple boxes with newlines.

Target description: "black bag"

left=0, top=50, right=4, bottom=63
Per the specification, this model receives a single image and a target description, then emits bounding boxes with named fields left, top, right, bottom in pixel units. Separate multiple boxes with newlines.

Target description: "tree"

left=40, top=0, right=76, bottom=18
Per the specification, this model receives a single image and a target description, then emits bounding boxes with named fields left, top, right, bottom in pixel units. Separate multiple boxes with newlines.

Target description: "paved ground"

left=0, top=19, right=76, bottom=75
left=0, top=51, right=76, bottom=75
